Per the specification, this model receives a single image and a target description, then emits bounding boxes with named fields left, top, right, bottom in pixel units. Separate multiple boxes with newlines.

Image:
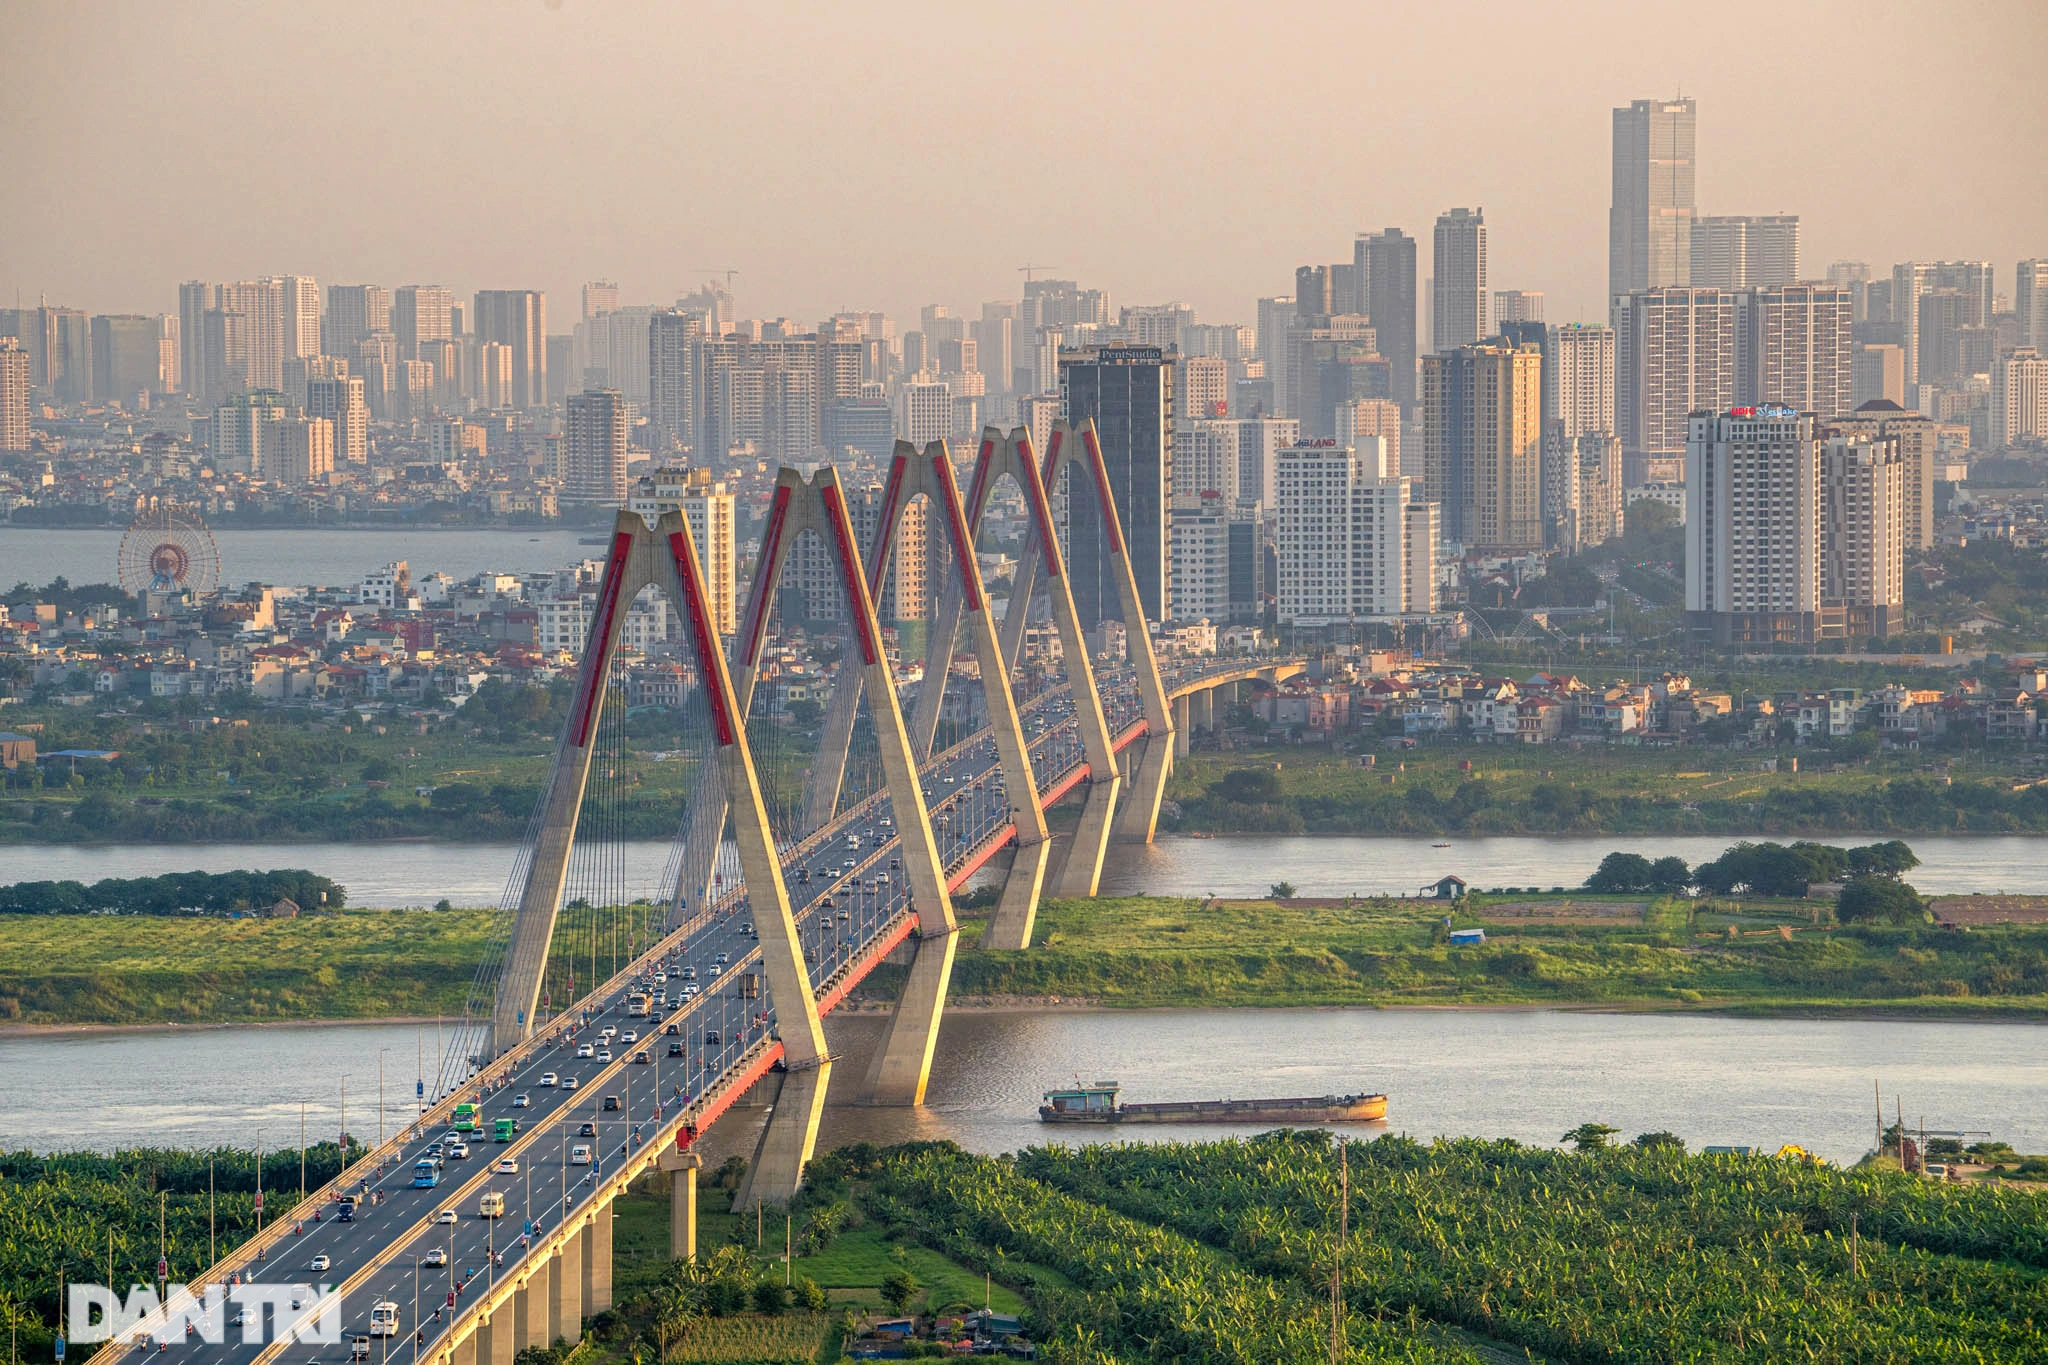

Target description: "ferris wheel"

left=117, top=501, right=223, bottom=596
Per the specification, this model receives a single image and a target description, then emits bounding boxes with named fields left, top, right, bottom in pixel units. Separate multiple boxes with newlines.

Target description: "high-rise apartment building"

left=476, top=343, right=513, bottom=410
left=1334, top=399, right=1402, bottom=478
left=1176, top=418, right=1242, bottom=501
left=895, top=375, right=952, bottom=447
left=564, top=390, right=629, bottom=505
left=1059, top=345, right=1174, bottom=626
left=1287, top=314, right=1383, bottom=438
left=1831, top=400, right=1936, bottom=550
left=272, top=416, right=335, bottom=485
left=0, top=339, right=28, bottom=451
left=1254, top=296, right=1295, bottom=412
left=1851, top=344, right=1905, bottom=409
left=648, top=309, right=704, bottom=452
left=1992, top=348, right=2048, bottom=449
left=281, top=276, right=322, bottom=366
left=1892, top=261, right=1993, bottom=387
left=90, top=315, right=169, bottom=403
left=1616, top=287, right=1736, bottom=482
left=1493, top=290, right=1545, bottom=324
left=325, top=284, right=390, bottom=356
left=1548, top=323, right=1617, bottom=440
left=1180, top=354, right=1229, bottom=420
left=1610, top=97, right=1697, bottom=304
left=629, top=468, right=738, bottom=634
left=1354, top=230, right=1418, bottom=409
left=212, top=389, right=289, bottom=475
left=1234, top=416, right=1300, bottom=509
left=2018, top=261, right=2048, bottom=351
left=393, top=286, right=454, bottom=358
left=472, top=290, right=548, bottom=409
left=972, top=307, right=1013, bottom=395
left=1431, top=208, right=1488, bottom=352
left=581, top=282, right=620, bottom=323
left=1169, top=492, right=1233, bottom=625
left=305, top=376, right=369, bottom=465
left=1737, top=284, right=1853, bottom=416
left=1419, top=341, right=1542, bottom=551
left=1691, top=215, right=1800, bottom=289
left=1274, top=438, right=1420, bottom=623
left=1821, top=434, right=1905, bottom=638
left=178, top=282, right=215, bottom=403
left=1686, top=407, right=1820, bottom=645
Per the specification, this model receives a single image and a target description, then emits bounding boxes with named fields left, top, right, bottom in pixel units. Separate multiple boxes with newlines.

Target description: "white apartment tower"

left=1617, top=287, right=1735, bottom=481
left=1737, top=284, right=1853, bottom=418
left=564, top=389, right=629, bottom=505
left=1691, top=216, right=1800, bottom=289
left=1821, top=434, right=1905, bottom=637
left=1432, top=208, right=1488, bottom=351
left=1275, top=437, right=1419, bottom=623
left=630, top=467, right=738, bottom=635
left=304, top=376, right=368, bottom=464
left=1686, top=407, right=1821, bottom=645
left=1992, top=348, right=2048, bottom=450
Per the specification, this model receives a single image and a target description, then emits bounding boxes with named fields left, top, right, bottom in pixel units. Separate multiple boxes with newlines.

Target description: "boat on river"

left=1039, top=1080, right=1387, bottom=1125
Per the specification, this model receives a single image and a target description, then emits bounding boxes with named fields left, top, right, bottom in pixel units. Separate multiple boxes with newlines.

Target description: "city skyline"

left=4, top=2, right=2043, bottom=331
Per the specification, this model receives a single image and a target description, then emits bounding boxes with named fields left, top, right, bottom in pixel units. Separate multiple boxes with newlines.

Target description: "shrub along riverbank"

left=8, top=886, right=2048, bottom=1027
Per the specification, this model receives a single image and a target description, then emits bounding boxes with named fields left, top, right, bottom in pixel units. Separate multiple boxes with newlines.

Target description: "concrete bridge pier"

left=550, top=1225, right=582, bottom=1344
left=513, top=1261, right=549, bottom=1354
left=477, top=1311, right=513, bottom=1365
left=658, top=1148, right=702, bottom=1260
left=581, top=1202, right=613, bottom=1315
left=859, top=925, right=959, bottom=1106
left=737, top=1058, right=833, bottom=1208
left=981, top=834, right=1052, bottom=949
left=1173, top=693, right=1192, bottom=758
left=1111, top=733, right=1173, bottom=843
left=1189, top=686, right=1214, bottom=737
left=1052, top=775, right=1119, bottom=896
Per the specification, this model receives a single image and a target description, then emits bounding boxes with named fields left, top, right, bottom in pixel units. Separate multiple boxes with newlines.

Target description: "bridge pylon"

left=491, top=508, right=831, bottom=1203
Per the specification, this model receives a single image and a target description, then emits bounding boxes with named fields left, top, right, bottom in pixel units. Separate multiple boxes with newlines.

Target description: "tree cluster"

left=0, top=868, right=346, bottom=915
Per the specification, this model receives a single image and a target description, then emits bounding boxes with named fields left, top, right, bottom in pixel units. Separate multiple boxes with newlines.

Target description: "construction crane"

left=687, top=268, right=740, bottom=290
left=1017, top=263, right=1061, bottom=284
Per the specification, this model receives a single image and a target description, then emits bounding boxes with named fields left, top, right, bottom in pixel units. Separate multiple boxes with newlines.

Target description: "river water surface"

left=2, top=1008, right=2039, bottom=1166
left=3, top=834, right=2040, bottom=906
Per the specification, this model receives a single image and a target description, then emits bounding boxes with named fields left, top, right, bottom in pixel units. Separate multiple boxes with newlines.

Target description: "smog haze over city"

left=4, top=0, right=2044, bottom=325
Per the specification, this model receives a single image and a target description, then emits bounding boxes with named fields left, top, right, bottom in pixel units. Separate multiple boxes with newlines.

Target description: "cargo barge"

left=1039, top=1080, right=1387, bottom=1125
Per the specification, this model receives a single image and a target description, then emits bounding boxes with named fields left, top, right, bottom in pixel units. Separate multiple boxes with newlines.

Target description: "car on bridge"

left=478, top=1191, right=506, bottom=1218
left=704, top=1030, right=721, bottom=1045
left=596, top=1049, right=612, bottom=1062
left=578, top=1121, right=597, bottom=1136
left=667, top=1043, right=684, bottom=1058
left=309, top=1254, right=331, bottom=1272
left=570, top=1144, right=592, bottom=1165
left=421, top=1248, right=447, bottom=1267
left=434, top=1209, right=457, bottom=1224
left=512, top=1093, right=530, bottom=1108
left=576, top=1043, right=595, bottom=1059
left=602, top=1095, right=621, bottom=1112
left=539, top=1072, right=558, bottom=1087
left=562, top=1076, right=580, bottom=1091
left=494, top=1157, right=518, bottom=1174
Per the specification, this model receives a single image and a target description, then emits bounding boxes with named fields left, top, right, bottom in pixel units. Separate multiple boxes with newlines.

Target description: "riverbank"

left=7, top=890, right=2048, bottom=1027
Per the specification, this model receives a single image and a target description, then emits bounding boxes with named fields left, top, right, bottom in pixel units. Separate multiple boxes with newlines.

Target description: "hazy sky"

left=5, top=0, right=2044, bottom=331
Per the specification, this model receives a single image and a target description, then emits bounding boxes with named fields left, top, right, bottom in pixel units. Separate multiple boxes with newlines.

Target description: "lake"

left=3, top=1007, right=2039, bottom=1166
left=1, top=833, right=2039, bottom=907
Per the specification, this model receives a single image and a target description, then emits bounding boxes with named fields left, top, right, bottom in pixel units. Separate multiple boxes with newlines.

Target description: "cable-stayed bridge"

left=87, top=423, right=1300, bottom=1365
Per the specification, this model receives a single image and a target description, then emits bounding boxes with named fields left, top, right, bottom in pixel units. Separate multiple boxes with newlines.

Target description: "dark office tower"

left=325, top=284, right=390, bottom=355
left=972, top=307, right=1013, bottom=394
left=90, top=315, right=164, bottom=403
left=178, top=282, right=217, bottom=404
left=649, top=309, right=704, bottom=452
left=472, top=290, right=548, bottom=409
left=1059, top=345, right=1175, bottom=628
left=1432, top=208, right=1488, bottom=351
left=1295, top=265, right=1334, bottom=319
left=1356, top=229, right=1418, bottom=409
left=1610, top=97, right=1697, bottom=304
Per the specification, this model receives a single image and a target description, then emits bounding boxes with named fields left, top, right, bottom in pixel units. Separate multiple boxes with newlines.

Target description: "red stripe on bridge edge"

left=821, top=482, right=882, bottom=667
left=569, top=529, right=636, bottom=747
left=739, top=483, right=792, bottom=669
left=932, top=452, right=983, bottom=614
left=666, top=529, right=737, bottom=747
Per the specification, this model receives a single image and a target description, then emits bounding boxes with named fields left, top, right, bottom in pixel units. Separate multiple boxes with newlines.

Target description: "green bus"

left=494, top=1117, right=517, bottom=1143
left=454, top=1103, right=479, bottom=1132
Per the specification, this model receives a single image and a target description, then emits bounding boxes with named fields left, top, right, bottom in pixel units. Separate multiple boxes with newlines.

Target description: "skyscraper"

left=1691, top=216, right=1800, bottom=289
left=1891, top=261, right=1993, bottom=387
left=1616, top=287, right=1736, bottom=483
left=1736, top=284, right=1853, bottom=417
left=1275, top=439, right=1418, bottom=624
left=1548, top=323, right=1617, bottom=440
left=1355, top=229, right=1418, bottom=409
left=1431, top=208, right=1488, bottom=351
left=90, top=315, right=169, bottom=404
left=1059, top=345, right=1174, bottom=626
left=581, top=281, right=620, bottom=323
left=472, top=290, right=548, bottom=409
left=1686, top=407, right=1821, bottom=645
left=305, top=376, right=368, bottom=465
left=0, top=339, right=28, bottom=451
left=393, top=286, right=453, bottom=358
left=2018, top=261, right=2048, bottom=351
left=648, top=309, right=704, bottom=452
left=1493, top=290, right=1545, bottom=324
left=1610, top=97, right=1697, bottom=304
left=281, top=276, right=322, bottom=365
left=1992, top=348, right=2048, bottom=450
left=325, top=284, right=390, bottom=356
left=1821, top=434, right=1905, bottom=638
left=565, top=389, right=629, bottom=505
left=1418, top=341, right=1542, bottom=552
left=629, top=468, right=737, bottom=634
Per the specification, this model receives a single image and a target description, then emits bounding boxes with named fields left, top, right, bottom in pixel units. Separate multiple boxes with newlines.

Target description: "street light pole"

left=379, top=1049, right=391, bottom=1149
left=339, top=1074, right=349, bottom=1171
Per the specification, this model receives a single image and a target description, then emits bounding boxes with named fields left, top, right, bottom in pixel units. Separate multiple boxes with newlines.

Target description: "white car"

left=494, top=1157, right=518, bottom=1174
left=421, top=1248, right=447, bottom=1268
left=707, top=965, right=722, bottom=978
left=576, top=1044, right=595, bottom=1059
left=600, top=1025, right=617, bottom=1039
left=620, top=1031, right=637, bottom=1044
left=309, top=1254, right=330, bottom=1272
left=569, top=1144, right=592, bottom=1165
left=680, top=983, right=700, bottom=997
left=434, top=1209, right=457, bottom=1224
left=539, top=1072, right=558, bottom=1087
left=511, top=1093, right=530, bottom=1108
left=446, top=1142, right=469, bottom=1159
left=561, top=1076, right=580, bottom=1091
left=596, top=1049, right=612, bottom=1063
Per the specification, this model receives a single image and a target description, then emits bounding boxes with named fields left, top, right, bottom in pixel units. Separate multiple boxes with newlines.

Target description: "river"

left=2, top=1008, right=2039, bottom=1166
left=0, top=526, right=598, bottom=589
left=2, top=834, right=2040, bottom=906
